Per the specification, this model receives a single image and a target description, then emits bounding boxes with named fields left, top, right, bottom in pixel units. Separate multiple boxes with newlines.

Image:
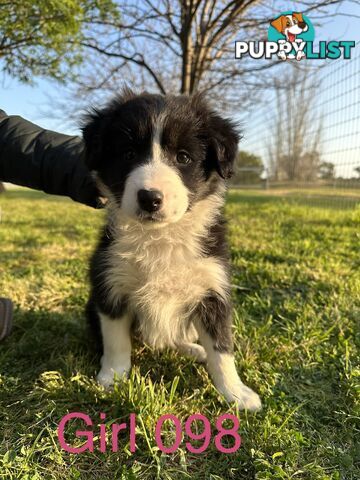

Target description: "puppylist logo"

left=235, top=11, right=355, bottom=61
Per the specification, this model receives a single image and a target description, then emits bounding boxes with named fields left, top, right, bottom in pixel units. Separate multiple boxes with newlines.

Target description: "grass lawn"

left=0, top=188, right=359, bottom=480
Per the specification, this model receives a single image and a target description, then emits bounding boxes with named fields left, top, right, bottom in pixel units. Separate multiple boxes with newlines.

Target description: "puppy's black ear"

left=82, top=88, right=136, bottom=171
left=208, top=114, right=241, bottom=179
left=81, top=109, right=106, bottom=171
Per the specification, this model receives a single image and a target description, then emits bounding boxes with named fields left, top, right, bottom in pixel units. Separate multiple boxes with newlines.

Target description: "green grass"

left=0, top=188, right=359, bottom=480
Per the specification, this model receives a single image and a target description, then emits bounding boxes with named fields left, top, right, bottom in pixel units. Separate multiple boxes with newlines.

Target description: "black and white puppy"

left=83, top=89, right=261, bottom=411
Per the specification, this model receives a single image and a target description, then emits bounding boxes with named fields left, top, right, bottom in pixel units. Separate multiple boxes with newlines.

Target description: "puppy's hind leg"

left=177, top=342, right=207, bottom=363
left=176, top=322, right=207, bottom=362
left=195, top=292, right=262, bottom=411
left=97, top=312, right=132, bottom=388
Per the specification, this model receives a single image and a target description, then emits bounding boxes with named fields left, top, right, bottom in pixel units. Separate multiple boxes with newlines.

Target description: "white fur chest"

left=103, top=194, right=228, bottom=349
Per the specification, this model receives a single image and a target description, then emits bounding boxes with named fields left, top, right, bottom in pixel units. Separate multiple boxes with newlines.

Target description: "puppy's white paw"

left=218, top=382, right=262, bottom=411
left=178, top=343, right=207, bottom=363
left=97, top=364, right=130, bottom=389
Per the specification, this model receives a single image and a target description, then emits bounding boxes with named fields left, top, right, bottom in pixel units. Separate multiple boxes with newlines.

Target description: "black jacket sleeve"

left=0, top=110, right=101, bottom=208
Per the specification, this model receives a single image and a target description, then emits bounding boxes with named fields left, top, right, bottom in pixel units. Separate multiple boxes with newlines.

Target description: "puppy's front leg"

left=195, top=293, right=261, bottom=411
left=97, top=312, right=132, bottom=388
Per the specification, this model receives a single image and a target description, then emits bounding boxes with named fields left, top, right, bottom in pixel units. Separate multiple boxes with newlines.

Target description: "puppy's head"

left=82, top=89, right=240, bottom=226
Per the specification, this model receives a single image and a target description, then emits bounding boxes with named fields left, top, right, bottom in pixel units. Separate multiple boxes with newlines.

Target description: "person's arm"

left=0, top=110, right=100, bottom=208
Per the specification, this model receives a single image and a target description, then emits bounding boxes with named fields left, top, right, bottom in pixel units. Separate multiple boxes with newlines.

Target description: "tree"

left=354, top=166, right=360, bottom=178
left=319, top=161, right=335, bottom=180
left=230, top=150, right=264, bottom=185
left=0, top=0, right=119, bottom=82
left=74, top=0, right=270, bottom=103
left=267, top=67, right=323, bottom=182
left=0, top=0, right=119, bottom=192
left=61, top=0, right=345, bottom=112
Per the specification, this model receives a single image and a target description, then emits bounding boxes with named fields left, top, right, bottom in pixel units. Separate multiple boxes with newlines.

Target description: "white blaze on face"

left=121, top=117, right=189, bottom=225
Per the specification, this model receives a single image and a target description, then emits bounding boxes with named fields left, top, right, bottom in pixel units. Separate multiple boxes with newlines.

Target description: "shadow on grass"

left=0, top=304, right=357, bottom=477
left=0, top=307, right=94, bottom=380
left=275, top=361, right=358, bottom=471
left=0, top=306, right=203, bottom=394
left=0, top=307, right=208, bottom=467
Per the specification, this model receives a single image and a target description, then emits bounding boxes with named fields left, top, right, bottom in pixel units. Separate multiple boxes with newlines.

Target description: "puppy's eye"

left=123, top=149, right=136, bottom=161
left=176, top=151, right=192, bottom=165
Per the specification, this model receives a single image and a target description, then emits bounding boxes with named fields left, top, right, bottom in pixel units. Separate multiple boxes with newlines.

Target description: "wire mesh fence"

left=233, top=42, right=360, bottom=208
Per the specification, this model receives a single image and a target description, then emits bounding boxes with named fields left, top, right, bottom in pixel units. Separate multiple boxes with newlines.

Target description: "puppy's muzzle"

left=137, top=189, right=164, bottom=213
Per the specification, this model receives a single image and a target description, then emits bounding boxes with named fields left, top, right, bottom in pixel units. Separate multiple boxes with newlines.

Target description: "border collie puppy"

left=83, top=89, right=261, bottom=411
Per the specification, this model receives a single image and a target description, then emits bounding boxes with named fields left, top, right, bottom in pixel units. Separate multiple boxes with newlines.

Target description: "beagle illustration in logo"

left=270, top=12, right=308, bottom=60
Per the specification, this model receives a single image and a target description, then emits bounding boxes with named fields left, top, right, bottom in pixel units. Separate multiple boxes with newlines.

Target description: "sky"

left=1, top=0, right=359, bottom=178
left=240, top=1, right=360, bottom=177
left=1, top=1, right=359, bottom=132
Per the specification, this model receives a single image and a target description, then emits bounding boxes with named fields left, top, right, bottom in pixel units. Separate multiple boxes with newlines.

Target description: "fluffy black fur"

left=83, top=89, right=240, bottom=357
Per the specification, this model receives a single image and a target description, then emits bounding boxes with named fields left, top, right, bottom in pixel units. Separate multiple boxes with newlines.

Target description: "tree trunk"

left=180, top=2, right=193, bottom=95
left=0, top=182, right=5, bottom=193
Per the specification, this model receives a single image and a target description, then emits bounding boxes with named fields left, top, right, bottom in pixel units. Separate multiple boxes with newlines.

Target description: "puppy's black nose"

left=298, top=21, right=306, bottom=28
left=137, top=189, right=163, bottom=212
